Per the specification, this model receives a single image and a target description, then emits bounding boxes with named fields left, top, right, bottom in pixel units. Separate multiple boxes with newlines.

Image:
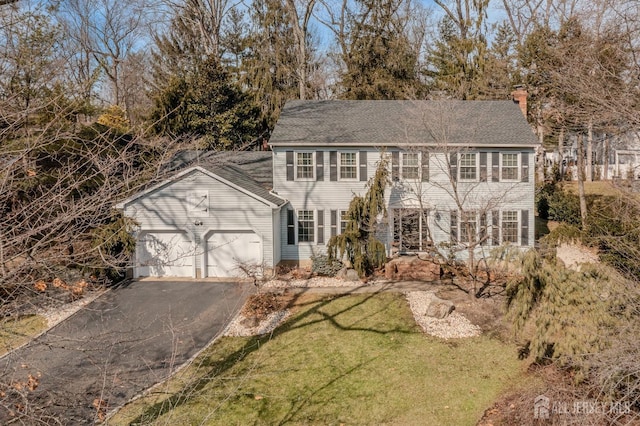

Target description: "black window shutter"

left=392, top=151, right=399, bottom=181
left=359, top=151, right=367, bottom=181
left=480, top=212, right=487, bottom=245
left=316, top=151, right=324, bottom=181
left=479, top=152, right=487, bottom=182
left=287, top=209, right=295, bottom=244
left=317, top=210, right=324, bottom=244
left=286, top=151, right=294, bottom=181
left=449, top=153, right=458, bottom=181
left=521, top=152, right=529, bottom=182
left=521, top=209, right=529, bottom=246
left=330, top=210, right=337, bottom=237
left=421, top=151, right=429, bottom=182
left=450, top=210, right=458, bottom=242
left=491, top=210, right=499, bottom=245
left=329, top=151, right=337, bottom=181
left=492, top=152, right=499, bottom=182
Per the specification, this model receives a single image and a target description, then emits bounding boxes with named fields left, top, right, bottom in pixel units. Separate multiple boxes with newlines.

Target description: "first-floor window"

left=460, top=211, right=477, bottom=243
left=297, top=210, right=315, bottom=242
left=393, top=208, right=431, bottom=251
left=501, top=211, right=518, bottom=243
left=296, top=152, right=314, bottom=179
left=340, top=210, right=350, bottom=234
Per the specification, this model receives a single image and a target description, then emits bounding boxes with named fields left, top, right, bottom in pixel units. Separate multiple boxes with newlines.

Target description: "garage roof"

left=117, top=151, right=285, bottom=209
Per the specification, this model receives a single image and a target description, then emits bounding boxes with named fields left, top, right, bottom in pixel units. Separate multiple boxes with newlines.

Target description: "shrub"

left=310, top=254, right=343, bottom=277
left=547, top=188, right=581, bottom=225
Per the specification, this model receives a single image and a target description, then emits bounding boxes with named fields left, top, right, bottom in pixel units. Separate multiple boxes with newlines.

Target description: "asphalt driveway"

left=0, top=280, right=253, bottom=424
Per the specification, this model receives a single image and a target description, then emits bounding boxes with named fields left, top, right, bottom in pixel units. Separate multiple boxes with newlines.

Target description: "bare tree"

left=57, top=0, right=154, bottom=108
left=390, top=101, right=533, bottom=296
left=284, top=0, right=317, bottom=99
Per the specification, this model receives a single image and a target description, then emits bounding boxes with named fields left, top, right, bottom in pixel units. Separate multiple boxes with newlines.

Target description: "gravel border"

left=223, top=310, right=291, bottom=337
left=262, top=277, right=367, bottom=288
left=406, top=291, right=482, bottom=339
left=37, top=289, right=107, bottom=328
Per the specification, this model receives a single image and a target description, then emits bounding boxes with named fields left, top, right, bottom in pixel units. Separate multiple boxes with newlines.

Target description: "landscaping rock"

left=344, top=268, right=360, bottom=282
left=406, top=291, right=480, bottom=339
left=425, top=295, right=455, bottom=319
left=385, top=256, right=442, bottom=281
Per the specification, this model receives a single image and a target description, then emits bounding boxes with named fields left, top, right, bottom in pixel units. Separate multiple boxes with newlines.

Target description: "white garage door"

left=136, top=231, right=195, bottom=277
left=206, top=231, right=261, bottom=277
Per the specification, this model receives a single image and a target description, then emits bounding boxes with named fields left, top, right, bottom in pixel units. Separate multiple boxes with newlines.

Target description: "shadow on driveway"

left=0, top=280, right=253, bottom=424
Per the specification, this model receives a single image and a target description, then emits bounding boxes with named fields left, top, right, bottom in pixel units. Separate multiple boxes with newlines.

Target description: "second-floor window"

left=402, top=153, right=420, bottom=180
left=501, top=153, right=519, bottom=180
left=296, top=152, right=314, bottom=180
left=459, top=153, right=477, bottom=181
left=340, top=152, right=357, bottom=180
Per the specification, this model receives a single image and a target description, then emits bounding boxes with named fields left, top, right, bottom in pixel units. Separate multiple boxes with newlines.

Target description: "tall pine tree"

left=339, top=0, right=424, bottom=100
left=241, top=0, right=299, bottom=128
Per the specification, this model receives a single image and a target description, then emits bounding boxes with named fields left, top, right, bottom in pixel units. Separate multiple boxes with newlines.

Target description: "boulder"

left=344, top=268, right=360, bottom=282
left=385, top=256, right=442, bottom=281
left=425, top=295, right=455, bottom=319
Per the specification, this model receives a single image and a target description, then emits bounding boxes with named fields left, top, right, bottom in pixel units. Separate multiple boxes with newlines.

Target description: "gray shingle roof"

left=169, top=150, right=284, bottom=207
left=268, top=100, right=539, bottom=148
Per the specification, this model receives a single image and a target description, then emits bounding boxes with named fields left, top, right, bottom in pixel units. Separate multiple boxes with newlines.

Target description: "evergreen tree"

left=482, top=22, right=519, bottom=98
left=241, top=0, right=299, bottom=128
left=426, top=16, right=489, bottom=99
left=506, top=250, right=632, bottom=368
left=327, top=157, right=389, bottom=277
left=149, top=57, right=265, bottom=150
left=339, top=0, right=423, bottom=100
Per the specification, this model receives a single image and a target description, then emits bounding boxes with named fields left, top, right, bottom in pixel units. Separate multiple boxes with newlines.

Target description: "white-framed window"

left=297, top=210, right=315, bottom=242
left=393, top=208, right=431, bottom=252
left=459, top=153, right=477, bottom=181
left=401, top=152, right=420, bottom=180
left=501, top=210, right=519, bottom=243
left=501, top=153, right=519, bottom=181
left=339, top=152, right=358, bottom=180
left=339, top=210, right=350, bottom=234
left=296, top=152, right=314, bottom=180
left=460, top=211, right=478, bottom=243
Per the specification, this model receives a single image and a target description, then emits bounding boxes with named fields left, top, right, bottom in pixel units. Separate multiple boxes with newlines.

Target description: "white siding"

left=274, top=147, right=536, bottom=262
left=124, top=169, right=278, bottom=274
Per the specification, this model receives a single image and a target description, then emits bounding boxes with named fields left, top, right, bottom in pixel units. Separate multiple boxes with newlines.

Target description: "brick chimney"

left=511, top=86, right=528, bottom=117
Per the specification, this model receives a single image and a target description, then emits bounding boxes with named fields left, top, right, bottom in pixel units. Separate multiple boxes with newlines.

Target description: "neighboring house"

left=119, top=100, right=539, bottom=278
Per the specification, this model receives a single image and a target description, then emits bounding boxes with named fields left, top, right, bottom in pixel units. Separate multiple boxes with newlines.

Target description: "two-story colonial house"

left=118, top=100, right=538, bottom=278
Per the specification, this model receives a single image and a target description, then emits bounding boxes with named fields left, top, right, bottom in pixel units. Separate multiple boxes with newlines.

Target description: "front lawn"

left=111, top=293, right=524, bottom=425
left=0, top=315, right=47, bottom=356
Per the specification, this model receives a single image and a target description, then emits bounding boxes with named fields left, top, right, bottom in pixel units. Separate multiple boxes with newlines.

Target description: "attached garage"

left=117, top=156, right=285, bottom=279
left=135, top=231, right=195, bottom=278
left=205, top=231, right=262, bottom=277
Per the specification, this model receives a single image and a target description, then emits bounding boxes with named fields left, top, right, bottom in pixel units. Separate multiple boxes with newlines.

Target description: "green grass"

left=0, top=315, right=48, bottom=356
left=111, top=293, right=524, bottom=426
left=563, top=180, right=622, bottom=196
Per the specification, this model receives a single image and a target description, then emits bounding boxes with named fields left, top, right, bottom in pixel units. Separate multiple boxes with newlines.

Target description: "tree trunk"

left=603, top=134, right=609, bottom=180
left=587, top=119, right=593, bottom=182
left=577, top=134, right=588, bottom=228
left=558, top=128, right=564, bottom=179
